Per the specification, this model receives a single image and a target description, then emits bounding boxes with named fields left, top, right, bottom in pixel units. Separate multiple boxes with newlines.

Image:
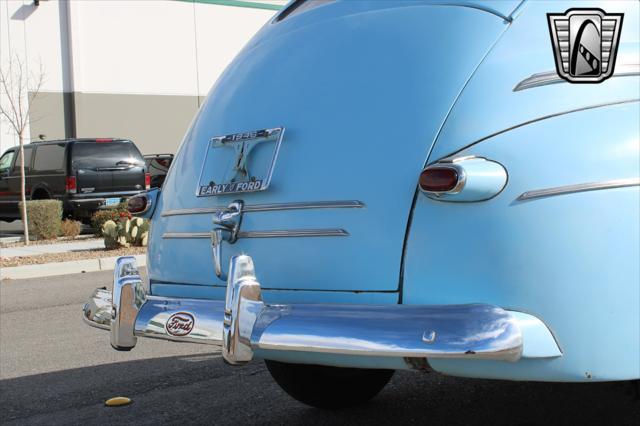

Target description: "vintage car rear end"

left=84, top=0, right=639, bottom=408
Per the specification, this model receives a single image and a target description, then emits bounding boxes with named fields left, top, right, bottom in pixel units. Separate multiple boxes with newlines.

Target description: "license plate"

left=105, top=197, right=121, bottom=206
left=196, top=127, right=284, bottom=197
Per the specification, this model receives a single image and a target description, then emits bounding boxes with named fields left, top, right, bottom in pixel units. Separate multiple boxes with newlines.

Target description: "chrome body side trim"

left=513, top=64, right=640, bottom=92
left=517, top=178, right=640, bottom=201
left=240, top=229, right=349, bottom=238
left=162, top=229, right=349, bottom=239
left=161, top=200, right=365, bottom=217
left=162, top=232, right=210, bottom=239
left=82, top=256, right=563, bottom=369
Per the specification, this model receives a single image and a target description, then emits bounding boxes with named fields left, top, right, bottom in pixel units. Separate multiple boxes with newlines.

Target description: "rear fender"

left=403, top=101, right=640, bottom=381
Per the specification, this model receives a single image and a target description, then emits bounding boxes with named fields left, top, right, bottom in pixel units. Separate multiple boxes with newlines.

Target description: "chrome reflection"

left=82, top=287, right=112, bottom=330
left=110, top=256, right=146, bottom=350
left=254, top=303, right=523, bottom=361
left=82, top=256, right=568, bottom=367
left=223, top=255, right=263, bottom=364
left=135, top=297, right=225, bottom=345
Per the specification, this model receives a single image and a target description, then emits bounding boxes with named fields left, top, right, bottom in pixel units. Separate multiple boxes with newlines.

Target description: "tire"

left=30, top=189, right=50, bottom=200
left=265, top=360, right=394, bottom=409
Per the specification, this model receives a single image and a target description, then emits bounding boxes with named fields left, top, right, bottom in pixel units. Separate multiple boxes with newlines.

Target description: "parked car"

left=83, top=0, right=639, bottom=409
left=0, top=138, right=149, bottom=222
left=143, top=154, right=173, bottom=188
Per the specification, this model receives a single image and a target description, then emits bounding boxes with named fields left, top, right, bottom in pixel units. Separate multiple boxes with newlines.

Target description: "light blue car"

left=83, top=0, right=640, bottom=408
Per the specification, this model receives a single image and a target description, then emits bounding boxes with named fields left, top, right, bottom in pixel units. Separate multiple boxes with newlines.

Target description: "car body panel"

left=151, top=283, right=399, bottom=305
left=404, top=102, right=640, bottom=380
left=428, top=0, right=640, bottom=162
left=149, top=3, right=508, bottom=291
left=125, top=1, right=640, bottom=381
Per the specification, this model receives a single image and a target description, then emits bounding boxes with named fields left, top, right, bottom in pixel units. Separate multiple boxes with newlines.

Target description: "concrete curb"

left=0, top=234, right=96, bottom=245
left=0, top=236, right=23, bottom=244
left=0, top=255, right=146, bottom=280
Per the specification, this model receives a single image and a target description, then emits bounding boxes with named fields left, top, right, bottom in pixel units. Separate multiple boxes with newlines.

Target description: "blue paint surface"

left=147, top=1, right=640, bottom=381
left=150, top=1, right=507, bottom=290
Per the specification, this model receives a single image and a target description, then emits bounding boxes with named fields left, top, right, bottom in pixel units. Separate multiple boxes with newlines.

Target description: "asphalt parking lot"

left=0, top=220, right=25, bottom=239
left=1, top=270, right=639, bottom=425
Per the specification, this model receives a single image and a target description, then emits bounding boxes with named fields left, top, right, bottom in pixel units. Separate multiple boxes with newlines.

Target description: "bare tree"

left=0, top=55, right=45, bottom=245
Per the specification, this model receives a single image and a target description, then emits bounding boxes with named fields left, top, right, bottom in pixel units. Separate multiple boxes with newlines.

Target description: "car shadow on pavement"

left=1, top=354, right=638, bottom=425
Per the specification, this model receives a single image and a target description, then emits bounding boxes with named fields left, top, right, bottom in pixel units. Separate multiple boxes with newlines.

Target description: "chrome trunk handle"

left=211, top=200, right=244, bottom=280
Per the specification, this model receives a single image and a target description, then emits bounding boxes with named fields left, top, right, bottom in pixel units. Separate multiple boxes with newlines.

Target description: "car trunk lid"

left=150, top=3, right=507, bottom=292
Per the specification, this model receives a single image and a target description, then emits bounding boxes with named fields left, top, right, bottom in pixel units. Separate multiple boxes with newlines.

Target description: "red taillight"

left=95, top=138, right=113, bottom=143
left=65, top=176, right=77, bottom=193
left=144, top=173, right=151, bottom=190
left=419, top=167, right=459, bottom=193
left=127, top=194, right=148, bottom=214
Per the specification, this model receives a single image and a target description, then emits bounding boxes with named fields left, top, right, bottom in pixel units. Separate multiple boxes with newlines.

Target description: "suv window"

left=0, top=151, right=15, bottom=172
left=33, top=144, right=66, bottom=171
left=13, top=147, right=34, bottom=173
left=72, top=141, right=143, bottom=169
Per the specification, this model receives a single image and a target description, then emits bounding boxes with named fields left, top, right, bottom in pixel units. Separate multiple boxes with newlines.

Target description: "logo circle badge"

left=165, top=312, right=195, bottom=337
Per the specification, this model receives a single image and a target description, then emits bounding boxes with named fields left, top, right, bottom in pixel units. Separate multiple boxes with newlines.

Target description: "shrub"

left=19, top=200, right=62, bottom=240
left=103, top=216, right=150, bottom=249
left=60, top=219, right=82, bottom=238
left=91, top=203, right=130, bottom=236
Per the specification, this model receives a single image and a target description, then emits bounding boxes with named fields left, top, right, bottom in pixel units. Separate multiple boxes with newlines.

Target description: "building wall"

left=1, top=0, right=68, bottom=150
left=73, top=92, right=202, bottom=154
left=1, top=0, right=283, bottom=154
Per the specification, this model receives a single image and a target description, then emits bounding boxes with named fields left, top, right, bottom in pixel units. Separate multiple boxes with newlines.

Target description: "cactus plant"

left=102, top=216, right=150, bottom=249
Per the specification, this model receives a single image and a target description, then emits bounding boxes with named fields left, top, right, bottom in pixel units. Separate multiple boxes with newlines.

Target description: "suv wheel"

left=264, top=360, right=394, bottom=409
left=31, top=189, right=50, bottom=200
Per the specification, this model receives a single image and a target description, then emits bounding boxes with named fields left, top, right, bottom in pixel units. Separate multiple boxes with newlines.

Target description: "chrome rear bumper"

left=83, top=256, right=561, bottom=366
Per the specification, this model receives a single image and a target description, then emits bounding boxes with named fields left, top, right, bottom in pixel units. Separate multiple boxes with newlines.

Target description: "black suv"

left=0, top=139, right=149, bottom=222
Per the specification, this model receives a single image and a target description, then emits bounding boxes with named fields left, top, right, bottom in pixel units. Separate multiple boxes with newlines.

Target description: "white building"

left=0, top=0, right=283, bottom=154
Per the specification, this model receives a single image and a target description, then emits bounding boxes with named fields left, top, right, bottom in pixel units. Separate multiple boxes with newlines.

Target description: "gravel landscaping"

left=0, top=246, right=146, bottom=268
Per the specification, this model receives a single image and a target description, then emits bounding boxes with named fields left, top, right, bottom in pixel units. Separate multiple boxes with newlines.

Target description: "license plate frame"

left=196, top=127, right=284, bottom=197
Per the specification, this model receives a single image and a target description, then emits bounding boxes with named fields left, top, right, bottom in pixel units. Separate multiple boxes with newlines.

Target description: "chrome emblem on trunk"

left=197, top=127, right=284, bottom=196
left=166, top=312, right=195, bottom=336
left=547, top=9, right=623, bottom=83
